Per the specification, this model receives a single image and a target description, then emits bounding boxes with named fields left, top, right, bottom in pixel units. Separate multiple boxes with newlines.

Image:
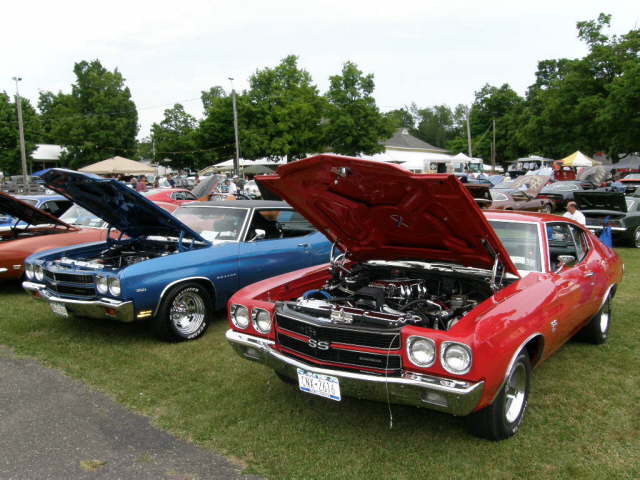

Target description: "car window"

left=41, top=200, right=71, bottom=217
left=488, top=220, right=542, bottom=272
left=59, top=204, right=105, bottom=228
left=490, top=191, right=509, bottom=201
left=245, top=209, right=316, bottom=242
left=546, top=222, right=584, bottom=269
left=568, top=224, right=589, bottom=261
left=173, top=206, right=249, bottom=243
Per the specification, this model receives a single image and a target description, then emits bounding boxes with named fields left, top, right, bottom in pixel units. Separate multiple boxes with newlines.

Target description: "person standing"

left=136, top=175, right=148, bottom=192
left=563, top=201, right=586, bottom=225
left=167, top=174, right=176, bottom=188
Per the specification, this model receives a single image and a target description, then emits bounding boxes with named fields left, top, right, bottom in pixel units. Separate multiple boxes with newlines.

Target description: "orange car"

left=0, top=192, right=176, bottom=281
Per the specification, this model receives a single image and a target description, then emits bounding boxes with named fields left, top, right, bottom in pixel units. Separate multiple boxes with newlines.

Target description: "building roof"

left=383, top=128, right=447, bottom=153
left=31, top=144, right=65, bottom=161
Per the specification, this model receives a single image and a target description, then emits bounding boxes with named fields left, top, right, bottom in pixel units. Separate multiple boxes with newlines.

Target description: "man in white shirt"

left=563, top=201, right=586, bottom=225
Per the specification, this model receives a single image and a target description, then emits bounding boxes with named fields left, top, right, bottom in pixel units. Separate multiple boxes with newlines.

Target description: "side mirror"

left=554, top=255, right=576, bottom=273
left=250, top=229, right=266, bottom=242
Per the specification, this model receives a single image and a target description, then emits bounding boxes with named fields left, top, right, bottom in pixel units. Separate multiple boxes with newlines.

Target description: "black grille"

left=277, top=332, right=401, bottom=372
left=47, top=284, right=95, bottom=297
left=44, top=270, right=94, bottom=284
left=276, top=314, right=400, bottom=349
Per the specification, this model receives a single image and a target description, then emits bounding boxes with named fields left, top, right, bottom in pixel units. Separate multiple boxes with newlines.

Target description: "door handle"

left=585, top=272, right=595, bottom=277
left=297, top=243, right=310, bottom=248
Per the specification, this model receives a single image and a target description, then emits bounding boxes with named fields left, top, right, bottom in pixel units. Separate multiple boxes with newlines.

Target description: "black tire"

left=631, top=227, right=640, bottom=248
left=152, top=282, right=213, bottom=342
left=468, top=351, right=531, bottom=441
left=578, top=296, right=611, bottom=344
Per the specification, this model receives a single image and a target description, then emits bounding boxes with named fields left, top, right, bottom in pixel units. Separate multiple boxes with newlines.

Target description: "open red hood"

left=257, top=155, right=518, bottom=276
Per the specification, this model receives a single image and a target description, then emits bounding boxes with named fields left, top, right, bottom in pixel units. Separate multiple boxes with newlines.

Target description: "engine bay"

left=283, top=260, right=497, bottom=331
left=51, top=239, right=180, bottom=271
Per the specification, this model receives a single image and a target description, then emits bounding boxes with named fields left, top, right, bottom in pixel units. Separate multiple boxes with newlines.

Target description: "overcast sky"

left=1, top=0, right=638, bottom=139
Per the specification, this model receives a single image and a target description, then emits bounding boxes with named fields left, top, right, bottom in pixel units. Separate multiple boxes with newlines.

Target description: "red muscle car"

left=1, top=194, right=176, bottom=282
left=143, top=188, right=198, bottom=206
left=225, top=155, right=623, bottom=440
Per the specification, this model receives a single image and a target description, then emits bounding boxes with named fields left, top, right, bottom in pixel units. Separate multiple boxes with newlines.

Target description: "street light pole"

left=229, top=77, right=240, bottom=177
left=12, top=77, right=29, bottom=188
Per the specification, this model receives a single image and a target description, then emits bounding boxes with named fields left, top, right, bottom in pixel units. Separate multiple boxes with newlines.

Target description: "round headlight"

left=252, top=308, right=272, bottom=334
left=407, top=336, right=436, bottom=367
left=96, top=275, right=108, bottom=294
left=441, top=342, right=472, bottom=374
left=25, top=264, right=34, bottom=279
left=34, top=265, right=44, bottom=281
left=108, top=278, right=121, bottom=297
left=231, top=304, right=249, bottom=329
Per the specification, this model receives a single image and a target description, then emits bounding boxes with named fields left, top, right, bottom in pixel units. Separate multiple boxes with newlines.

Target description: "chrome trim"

left=491, top=332, right=543, bottom=403
left=598, top=284, right=616, bottom=310
left=406, top=335, right=436, bottom=368
left=153, top=276, right=216, bottom=316
left=440, top=341, right=473, bottom=375
left=585, top=225, right=627, bottom=232
left=226, top=329, right=484, bottom=415
left=251, top=307, right=272, bottom=334
left=22, top=281, right=134, bottom=322
left=0, top=268, right=8, bottom=274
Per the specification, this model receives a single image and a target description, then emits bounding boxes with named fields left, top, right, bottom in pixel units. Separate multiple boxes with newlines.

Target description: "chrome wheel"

left=504, top=363, right=527, bottom=423
left=169, top=288, right=206, bottom=337
left=634, top=228, right=640, bottom=248
left=599, top=304, right=610, bottom=334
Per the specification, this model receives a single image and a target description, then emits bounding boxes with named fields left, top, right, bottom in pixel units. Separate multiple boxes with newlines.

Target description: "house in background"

left=31, top=144, right=65, bottom=171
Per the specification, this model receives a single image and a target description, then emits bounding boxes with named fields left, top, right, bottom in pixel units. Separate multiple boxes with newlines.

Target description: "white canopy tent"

left=78, top=156, right=155, bottom=175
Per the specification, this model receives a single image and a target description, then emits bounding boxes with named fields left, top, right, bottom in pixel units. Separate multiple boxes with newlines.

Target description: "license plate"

left=49, top=302, right=68, bottom=317
left=297, top=368, right=341, bottom=401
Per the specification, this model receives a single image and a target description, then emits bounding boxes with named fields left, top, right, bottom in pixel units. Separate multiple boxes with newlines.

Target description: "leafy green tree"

left=197, top=87, right=242, bottom=165
left=385, top=106, right=415, bottom=129
left=323, top=61, right=393, bottom=156
left=151, top=104, right=200, bottom=170
left=412, top=104, right=466, bottom=149
left=243, top=55, right=326, bottom=160
left=39, top=59, right=138, bottom=169
left=0, top=92, right=42, bottom=175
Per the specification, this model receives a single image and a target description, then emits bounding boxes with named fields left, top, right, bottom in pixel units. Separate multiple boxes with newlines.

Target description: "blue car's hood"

left=42, top=169, right=208, bottom=242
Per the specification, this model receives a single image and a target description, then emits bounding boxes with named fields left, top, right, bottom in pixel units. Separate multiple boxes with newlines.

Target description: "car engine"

left=284, top=260, right=494, bottom=331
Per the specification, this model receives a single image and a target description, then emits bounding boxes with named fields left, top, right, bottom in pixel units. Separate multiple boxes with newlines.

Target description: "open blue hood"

left=42, top=169, right=208, bottom=242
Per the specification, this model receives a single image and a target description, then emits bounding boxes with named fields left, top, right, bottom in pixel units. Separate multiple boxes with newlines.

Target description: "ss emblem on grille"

left=308, top=339, right=330, bottom=350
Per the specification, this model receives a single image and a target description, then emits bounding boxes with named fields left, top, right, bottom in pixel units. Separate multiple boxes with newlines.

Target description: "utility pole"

left=12, top=77, right=28, bottom=189
left=229, top=77, right=240, bottom=177
left=492, top=118, right=496, bottom=171
left=466, top=105, right=473, bottom=158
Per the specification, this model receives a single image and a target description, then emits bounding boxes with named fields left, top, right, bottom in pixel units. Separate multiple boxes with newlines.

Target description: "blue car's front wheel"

left=153, top=282, right=213, bottom=342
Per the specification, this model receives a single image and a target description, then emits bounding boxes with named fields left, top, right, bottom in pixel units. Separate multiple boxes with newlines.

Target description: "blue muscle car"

left=0, top=194, right=72, bottom=228
left=22, top=169, right=331, bottom=341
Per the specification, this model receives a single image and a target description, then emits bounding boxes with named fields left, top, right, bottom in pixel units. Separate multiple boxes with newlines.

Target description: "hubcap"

left=600, top=307, right=609, bottom=333
left=634, top=229, right=640, bottom=248
left=504, top=363, right=527, bottom=423
left=170, top=290, right=206, bottom=336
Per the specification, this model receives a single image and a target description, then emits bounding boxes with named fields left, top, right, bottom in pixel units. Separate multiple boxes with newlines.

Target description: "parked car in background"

left=618, top=173, right=640, bottom=194
left=143, top=188, right=198, bottom=206
left=23, top=168, right=332, bottom=342
left=490, top=175, right=553, bottom=212
left=574, top=191, right=640, bottom=247
left=226, top=155, right=622, bottom=440
left=0, top=194, right=72, bottom=228
left=243, top=180, right=262, bottom=199
left=539, top=180, right=595, bottom=209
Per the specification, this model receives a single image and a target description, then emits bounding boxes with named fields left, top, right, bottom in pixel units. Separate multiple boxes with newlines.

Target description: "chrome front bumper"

left=23, top=281, right=135, bottom=322
left=586, top=225, right=627, bottom=232
left=226, top=329, right=484, bottom=416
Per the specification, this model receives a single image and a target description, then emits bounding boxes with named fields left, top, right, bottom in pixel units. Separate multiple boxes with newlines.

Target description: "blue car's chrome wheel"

left=170, top=288, right=206, bottom=337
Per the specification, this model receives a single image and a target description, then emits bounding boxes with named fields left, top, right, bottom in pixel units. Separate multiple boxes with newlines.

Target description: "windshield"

left=490, top=190, right=508, bottom=201
left=173, top=206, right=249, bottom=242
left=489, top=220, right=542, bottom=273
left=625, top=198, right=637, bottom=210
left=59, top=204, right=105, bottom=228
left=543, top=182, right=578, bottom=192
left=623, top=174, right=640, bottom=180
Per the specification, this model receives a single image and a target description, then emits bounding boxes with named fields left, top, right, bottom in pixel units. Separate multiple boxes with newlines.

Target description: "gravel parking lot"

left=0, top=345, right=258, bottom=480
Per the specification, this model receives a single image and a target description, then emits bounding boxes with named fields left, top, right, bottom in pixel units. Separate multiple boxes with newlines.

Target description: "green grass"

left=2, top=250, right=640, bottom=479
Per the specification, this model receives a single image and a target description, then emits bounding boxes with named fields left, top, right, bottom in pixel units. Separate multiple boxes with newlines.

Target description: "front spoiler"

left=226, top=329, right=484, bottom=416
left=23, top=281, right=135, bottom=322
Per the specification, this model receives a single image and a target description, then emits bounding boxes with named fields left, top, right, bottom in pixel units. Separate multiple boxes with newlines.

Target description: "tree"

left=197, top=87, right=242, bottom=165
left=151, top=104, right=200, bottom=170
left=323, top=61, right=393, bottom=156
left=39, top=59, right=138, bottom=169
left=242, top=55, right=326, bottom=160
left=0, top=92, right=42, bottom=175
left=412, top=104, right=466, bottom=149
left=385, top=106, right=415, bottom=129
